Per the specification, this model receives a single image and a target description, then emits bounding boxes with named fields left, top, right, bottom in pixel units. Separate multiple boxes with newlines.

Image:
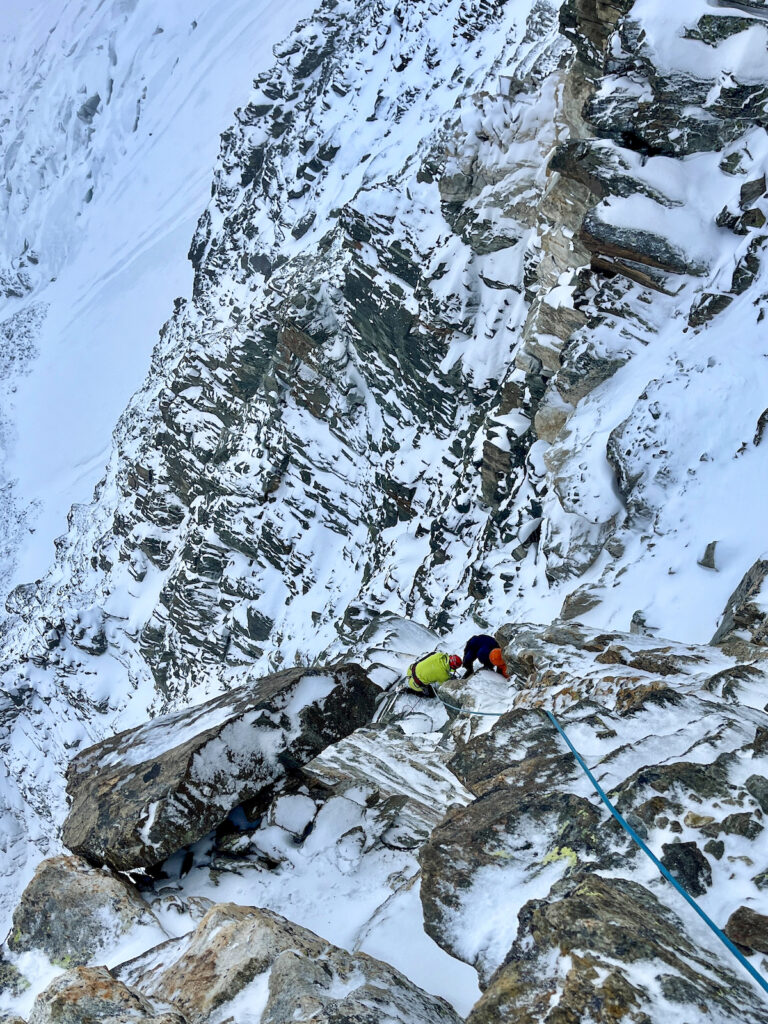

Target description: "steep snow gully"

left=2, top=0, right=768, bottom=1021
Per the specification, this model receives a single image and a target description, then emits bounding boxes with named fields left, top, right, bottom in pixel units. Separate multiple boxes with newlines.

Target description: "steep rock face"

left=62, top=664, right=376, bottom=871
left=712, top=556, right=768, bottom=647
left=0, top=0, right=570, bottom=926
left=525, top=5, right=768, bottom=616
left=2, top=0, right=768, bottom=960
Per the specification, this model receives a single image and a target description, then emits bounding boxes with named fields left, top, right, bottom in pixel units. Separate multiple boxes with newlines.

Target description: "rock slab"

left=29, top=965, right=184, bottom=1024
left=62, top=665, right=377, bottom=871
left=116, top=902, right=461, bottom=1024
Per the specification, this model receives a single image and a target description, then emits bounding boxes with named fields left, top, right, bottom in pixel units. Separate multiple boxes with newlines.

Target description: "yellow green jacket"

left=407, top=652, right=453, bottom=692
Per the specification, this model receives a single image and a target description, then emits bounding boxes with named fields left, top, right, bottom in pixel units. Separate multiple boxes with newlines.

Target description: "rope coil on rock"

left=433, top=687, right=768, bottom=1001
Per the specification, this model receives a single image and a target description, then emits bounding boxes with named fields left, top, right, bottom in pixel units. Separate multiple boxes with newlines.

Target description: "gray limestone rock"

left=62, top=665, right=377, bottom=871
left=29, top=966, right=183, bottom=1024
left=301, top=724, right=473, bottom=850
left=7, top=855, right=164, bottom=967
left=115, top=903, right=461, bottom=1024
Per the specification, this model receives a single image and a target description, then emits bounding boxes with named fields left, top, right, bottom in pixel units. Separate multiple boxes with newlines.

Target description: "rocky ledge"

left=3, top=625, right=768, bottom=1022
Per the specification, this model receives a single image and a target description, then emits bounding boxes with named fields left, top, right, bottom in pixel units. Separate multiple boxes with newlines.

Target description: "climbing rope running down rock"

left=435, top=688, right=768, bottom=1002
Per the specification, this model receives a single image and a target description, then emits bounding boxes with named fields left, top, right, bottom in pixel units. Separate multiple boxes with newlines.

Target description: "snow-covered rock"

left=115, top=902, right=462, bottom=1024
left=62, top=665, right=377, bottom=871
left=7, top=855, right=165, bottom=970
left=2, top=0, right=768, bottom=1018
left=712, top=556, right=768, bottom=648
left=29, top=965, right=183, bottom=1024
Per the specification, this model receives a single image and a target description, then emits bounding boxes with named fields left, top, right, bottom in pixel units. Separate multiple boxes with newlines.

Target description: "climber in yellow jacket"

left=406, top=651, right=462, bottom=698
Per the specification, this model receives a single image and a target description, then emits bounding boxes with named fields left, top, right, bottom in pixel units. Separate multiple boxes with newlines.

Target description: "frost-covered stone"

left=29, top=966, right=183, bottom=1024
left=62, top=665, right=377, bottom=871
left=116, top=903, right=461, bottom=1024
left=7, top=855, right=164, bottom=967
left=303, top=724, right=473, bottom=849
left=712, top=557, right=768, bottom=647
left=468, top=874, right=768, bottom=1024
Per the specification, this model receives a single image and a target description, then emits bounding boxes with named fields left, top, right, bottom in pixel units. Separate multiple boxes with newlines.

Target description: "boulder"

left=302, top=724, right=473, bottom=850
left=7, top=855, right=165, bottom=967
left=116, top=903, right=461, bottom=1024
left=746, top=774, right=768, bottom=814
left=419, top=783, right=613, bottom=983
left=660, top=841, right=712, bottom=897
left=29, top=966, right=184, bottom=1024
left=724, top=906, right=768, bottom=954
left=62, top=665, right=377, bottom=871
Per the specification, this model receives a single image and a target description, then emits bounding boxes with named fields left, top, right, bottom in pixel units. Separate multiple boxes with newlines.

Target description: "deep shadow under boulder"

left=62, top=664, right=377, bottom=872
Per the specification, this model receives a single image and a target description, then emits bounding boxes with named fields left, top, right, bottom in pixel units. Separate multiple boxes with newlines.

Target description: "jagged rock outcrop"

left=302, top=724, right=474, bottom=849
left=62, top=664, right=377, bottom=871
left=115, top=902, right=461, bottom=1024
left=469, top=874, right=766, bottom=1024
left=29, top=966, right=184, bottom=1024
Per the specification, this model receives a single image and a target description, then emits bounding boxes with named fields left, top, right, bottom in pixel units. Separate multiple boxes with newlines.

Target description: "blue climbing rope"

left=544, top=707, right=768, bottom=1000
left=434, top=687, right=768, bottom=999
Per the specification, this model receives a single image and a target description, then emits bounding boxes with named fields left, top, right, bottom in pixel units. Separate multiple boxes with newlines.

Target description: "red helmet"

left=448, top=654, right=462, bottom=670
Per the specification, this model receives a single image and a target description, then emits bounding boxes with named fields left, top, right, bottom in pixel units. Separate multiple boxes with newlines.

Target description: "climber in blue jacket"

left=462, top=634, right=509, bottom=678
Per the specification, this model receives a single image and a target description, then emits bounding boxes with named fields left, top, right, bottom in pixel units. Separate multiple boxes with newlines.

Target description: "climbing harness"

left=432, top=687, right=768, bottom=999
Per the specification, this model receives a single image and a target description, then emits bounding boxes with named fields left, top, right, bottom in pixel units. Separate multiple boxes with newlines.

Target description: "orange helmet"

left=489, top=648, right=506, bottom=670
left=448, top=655, right=462, bottom=670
